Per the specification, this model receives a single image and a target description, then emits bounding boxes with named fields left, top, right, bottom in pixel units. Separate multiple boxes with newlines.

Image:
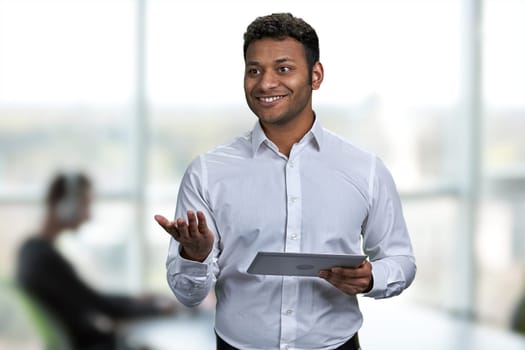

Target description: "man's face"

left=244, top=37, right=322, bottom=127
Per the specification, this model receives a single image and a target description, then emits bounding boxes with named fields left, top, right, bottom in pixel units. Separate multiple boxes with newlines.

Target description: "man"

left=155, top=13, right=416, bottom=350
left=17, top=172, right=176, bottom=350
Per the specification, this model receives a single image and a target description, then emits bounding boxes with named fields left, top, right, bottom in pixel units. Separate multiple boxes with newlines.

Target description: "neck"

left=39, top=215, right=63, bottom=242
left=261, top=111, right=315, bottom=157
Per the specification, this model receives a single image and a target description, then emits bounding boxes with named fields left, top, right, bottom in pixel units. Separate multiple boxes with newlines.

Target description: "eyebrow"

left=246, top=57, right=294, bottom=66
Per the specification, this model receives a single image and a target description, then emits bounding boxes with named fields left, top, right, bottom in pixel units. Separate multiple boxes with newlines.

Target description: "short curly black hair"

left=243, top=13, right=320, bottom=72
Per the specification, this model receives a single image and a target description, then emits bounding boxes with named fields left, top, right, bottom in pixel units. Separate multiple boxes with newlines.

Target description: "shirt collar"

left=251, top=114, right=324, bottom=157
left=251, top=121, right=268, bottom=156
left=309, top=115, right=324, bottom=151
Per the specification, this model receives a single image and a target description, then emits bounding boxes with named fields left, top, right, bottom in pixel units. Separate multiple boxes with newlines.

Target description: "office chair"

left=0, top=279, right=73, bottom=350
left=512, top=295, right=525, bottom=335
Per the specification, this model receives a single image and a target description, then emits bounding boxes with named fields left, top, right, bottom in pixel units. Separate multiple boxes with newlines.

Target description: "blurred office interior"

left=1, top=0, right=525, bottom=349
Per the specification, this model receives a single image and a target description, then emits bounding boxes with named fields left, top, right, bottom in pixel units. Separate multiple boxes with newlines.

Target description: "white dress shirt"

left=166, top=118, right=416, bottom=350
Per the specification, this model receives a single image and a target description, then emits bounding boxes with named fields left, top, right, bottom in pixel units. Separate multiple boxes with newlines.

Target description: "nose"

left=258, top=70, right=279, bottom=90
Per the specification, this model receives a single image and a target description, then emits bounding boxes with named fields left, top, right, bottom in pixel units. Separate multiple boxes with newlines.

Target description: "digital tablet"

left=247, top=251, right=368, bottom=277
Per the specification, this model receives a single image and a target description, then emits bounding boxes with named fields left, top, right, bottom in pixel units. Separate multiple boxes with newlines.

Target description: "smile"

left=257, top=95, right=285, bottom=103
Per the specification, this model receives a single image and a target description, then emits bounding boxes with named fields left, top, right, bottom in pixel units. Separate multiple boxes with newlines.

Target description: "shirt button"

left=290, top=233, right=298, bottom=240
left=285, top=309, right=293, bottom=315
left=288, top=161, right=295, bottom=168
left=290, top=197, right=298, bottom=203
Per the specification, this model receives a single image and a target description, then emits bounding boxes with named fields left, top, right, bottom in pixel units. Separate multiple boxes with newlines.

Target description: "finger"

left=338, top=283, right=362, bottom=295
left=330, top=267, right=365, bottom=279
left=322, top=275, right=358, bottom=294
left=318, top=269, right=330, bottom=279
left=154, top=215, right=180, bottom=239
left=322, top=272, right=348, bottom=286
left=176, top=217, right=190, bottom=241
left=320, top=269, right=370, bottom=290
left=155, top=215, right=177, bottom=233
left=331, top=262, right=371, bottom=279
left=196, top=211, right=209, bottom=235
left=322, top=274, right=367, bottom=295
left=154, top=214, right=169, bottom=227
left=186, top=210, right=199, bottom=238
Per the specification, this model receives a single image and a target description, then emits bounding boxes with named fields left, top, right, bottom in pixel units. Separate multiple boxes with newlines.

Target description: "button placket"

left=285, top=157, right=302, bottom=253
left=280, top=156, right=302, bottom=348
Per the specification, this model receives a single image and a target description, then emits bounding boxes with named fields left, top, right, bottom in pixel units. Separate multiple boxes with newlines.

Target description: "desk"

left=118, top=299, right=525, bottom=350
left=359, top=298, right=525, bottom=350
left=118, top=310, right=215, bottom=350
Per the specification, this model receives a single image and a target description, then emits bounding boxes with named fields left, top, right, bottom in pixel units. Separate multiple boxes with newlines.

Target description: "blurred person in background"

left=155, top=13, right=416, bottom=350
left=16, top=171, right=176, bottom=350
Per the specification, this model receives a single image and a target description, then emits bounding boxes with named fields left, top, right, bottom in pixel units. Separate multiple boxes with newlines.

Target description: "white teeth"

left=260, top=96, right=283, bottom=103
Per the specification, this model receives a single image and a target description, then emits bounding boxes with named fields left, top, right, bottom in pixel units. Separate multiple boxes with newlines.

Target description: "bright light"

left=0, top=0, right=135, bottom=104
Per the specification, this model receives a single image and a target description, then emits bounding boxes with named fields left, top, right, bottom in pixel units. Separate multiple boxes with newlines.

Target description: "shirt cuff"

left=363, top=260, right=387, bottom=299
left=167, top=246, right=213, bottom=277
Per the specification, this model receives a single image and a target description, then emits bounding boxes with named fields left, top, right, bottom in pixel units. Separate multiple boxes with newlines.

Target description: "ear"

left=311, top=61, right=324, bottom=90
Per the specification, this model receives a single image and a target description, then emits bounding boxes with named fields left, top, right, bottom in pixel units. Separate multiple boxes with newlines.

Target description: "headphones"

left=55, top=173, right=83, bottom=224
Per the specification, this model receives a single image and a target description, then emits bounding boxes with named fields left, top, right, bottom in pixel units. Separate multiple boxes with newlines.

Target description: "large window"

left=0, top=0, right=140, bottom=291
left=144, top=0, right=466, bottom=311
left=1, top=0, right=524, bottom=332
left=477, top=0, right=525, bottom=326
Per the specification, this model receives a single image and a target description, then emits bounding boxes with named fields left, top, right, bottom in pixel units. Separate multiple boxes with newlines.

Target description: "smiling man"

left=155, top=13, right=416, bottom=350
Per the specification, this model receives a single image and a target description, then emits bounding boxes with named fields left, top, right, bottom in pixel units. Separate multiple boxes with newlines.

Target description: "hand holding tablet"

left=247, top=252, right=368, bottom=277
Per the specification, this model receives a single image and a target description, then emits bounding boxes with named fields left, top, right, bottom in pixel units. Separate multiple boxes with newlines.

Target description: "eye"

left=278, top=66, right=292, bottom=73
left=246, top=67, right=260, bottom=75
